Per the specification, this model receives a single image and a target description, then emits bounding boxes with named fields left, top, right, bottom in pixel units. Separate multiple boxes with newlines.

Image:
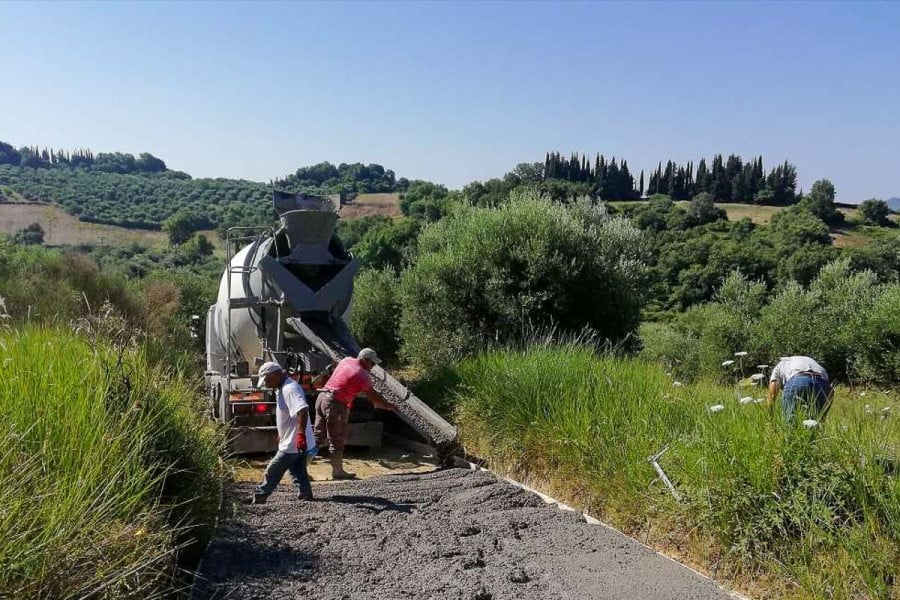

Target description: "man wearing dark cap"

left=252, top=361, right=315, bottom=504
left=314, top=347, right=385, bottom=479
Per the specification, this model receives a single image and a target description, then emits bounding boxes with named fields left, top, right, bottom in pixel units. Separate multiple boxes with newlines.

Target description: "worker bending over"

left=768, top=355, right=832, bottom=423
left=315, top=348, right=388, bottom=479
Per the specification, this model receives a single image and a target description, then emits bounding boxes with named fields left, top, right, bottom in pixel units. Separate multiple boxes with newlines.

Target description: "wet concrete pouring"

left=197, top=466, right=731, bottom=600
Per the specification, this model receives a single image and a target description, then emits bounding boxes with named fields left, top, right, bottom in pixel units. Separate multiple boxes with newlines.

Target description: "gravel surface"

left=196, top=468, right=731, bottom=600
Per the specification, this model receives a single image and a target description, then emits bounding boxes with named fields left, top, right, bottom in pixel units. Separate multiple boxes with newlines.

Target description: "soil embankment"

left=197, top=468, right=731, bottom=599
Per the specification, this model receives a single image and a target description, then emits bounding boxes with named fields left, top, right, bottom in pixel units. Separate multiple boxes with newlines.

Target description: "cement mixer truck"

left=204, top=190, right=457, bottom=458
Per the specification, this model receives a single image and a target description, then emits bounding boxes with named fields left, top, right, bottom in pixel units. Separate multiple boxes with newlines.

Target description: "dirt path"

left=196, top=468, right=731, bottom=600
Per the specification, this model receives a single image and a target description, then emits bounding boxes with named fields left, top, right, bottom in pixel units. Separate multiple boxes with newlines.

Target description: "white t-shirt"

left=275, top=378, right=315, bottom=454
left=769, top=356, right=828, bottom=386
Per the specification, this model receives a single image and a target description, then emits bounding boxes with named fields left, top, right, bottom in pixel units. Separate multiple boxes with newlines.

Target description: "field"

left=340, top=192, right=402, bottom=219
left=607, top=200, right=899, bottom=248
left=0, top=202, right=220, bottom=249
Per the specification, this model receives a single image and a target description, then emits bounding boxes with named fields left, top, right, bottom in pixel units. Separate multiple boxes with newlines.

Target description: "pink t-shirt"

left=324, top=357, right=372, bottom=407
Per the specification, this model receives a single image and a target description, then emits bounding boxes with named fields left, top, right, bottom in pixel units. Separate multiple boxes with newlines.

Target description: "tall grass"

left=0, top=326, right=224, bottom=599
left=449, top=344, right=900, bottom=599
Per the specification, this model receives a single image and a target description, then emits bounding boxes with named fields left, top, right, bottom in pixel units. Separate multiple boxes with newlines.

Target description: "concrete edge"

left=189, top=460, right=228, bottom=600
left=449, top=455, right=752, bottom=600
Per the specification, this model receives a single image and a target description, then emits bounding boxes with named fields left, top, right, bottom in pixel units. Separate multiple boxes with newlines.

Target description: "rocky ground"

left=196, top=468, right=731, bottom=600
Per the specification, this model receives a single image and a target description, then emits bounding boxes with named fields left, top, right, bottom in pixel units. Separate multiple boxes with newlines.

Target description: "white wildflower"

left=709, top=404, right=725, bottom=413
left=859, top=391, right=867, bottom=397
left=802, top=419, right=819, bottom=428
left=739, top=397, right=753, bottom=405
left=750, top=373, right=765, bottom=382
left=672, top=381, right=683, bottom=387
left=882, top=407, right=891, bottom=414
left=734, top=351, right=748, bottom=357
left=865, top=405, right=874, bottom=414
left=721, top=360, right=735, bottom=367
left=754, top=398, right=765, bottom=404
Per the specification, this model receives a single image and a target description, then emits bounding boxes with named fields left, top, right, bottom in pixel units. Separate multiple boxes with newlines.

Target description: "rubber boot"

left=330, top=450, right=356, bottom=480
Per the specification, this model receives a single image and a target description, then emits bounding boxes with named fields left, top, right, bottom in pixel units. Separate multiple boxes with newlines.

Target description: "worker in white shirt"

left=768, top=356, right=832, bottom=423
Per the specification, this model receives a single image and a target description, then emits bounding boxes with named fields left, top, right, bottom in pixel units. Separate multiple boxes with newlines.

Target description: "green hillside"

left=0, top=141, right=413, bottom=232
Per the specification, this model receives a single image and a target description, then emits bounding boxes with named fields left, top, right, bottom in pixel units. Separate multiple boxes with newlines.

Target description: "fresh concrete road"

left=196, top=468, right=734, bottom=600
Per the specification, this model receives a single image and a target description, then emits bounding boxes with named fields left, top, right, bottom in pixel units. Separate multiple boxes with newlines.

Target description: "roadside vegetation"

left=0, top=325, right=223, bottom=599
left=0, top=239, right=224, bottom=598
left=443, top=345, right=899, bottom=599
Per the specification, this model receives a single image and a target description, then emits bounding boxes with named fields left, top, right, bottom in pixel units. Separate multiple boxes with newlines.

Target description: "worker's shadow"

left=329, top=495, right=416, bottom=514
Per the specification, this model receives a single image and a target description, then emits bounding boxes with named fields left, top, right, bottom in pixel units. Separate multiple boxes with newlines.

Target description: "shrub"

left=13, top=222, right=44, bottom=245
left=687, top=192, right=727, bottom=226
left=859, top=199, right=891, bottom=226
left=398, top=191, right=648, bottom=371
left=662, top=272, right=766, bottom=382
left=756, top=260, right=880, bottom=379
left=637, top=321, right=700, bottom=382
left=352, top=217, right=421, bottom=270
left=349, top=268, right=401, bottom=362
left=643, top=258, right=900, bottom=385
left=337, top=215, right=391, bottom=251
left=0, top=240, right=140, bottom=325
left=852, top=285, right=900, bottom=383
left=399, top=181, right=452, bottom=221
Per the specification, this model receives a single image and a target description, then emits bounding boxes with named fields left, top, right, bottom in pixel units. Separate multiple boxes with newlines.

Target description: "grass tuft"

left=0, top=326, right=223, bottom=599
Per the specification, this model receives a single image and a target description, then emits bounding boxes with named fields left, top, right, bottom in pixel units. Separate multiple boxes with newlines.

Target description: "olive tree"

left=398, top=190, right=649, bottom=371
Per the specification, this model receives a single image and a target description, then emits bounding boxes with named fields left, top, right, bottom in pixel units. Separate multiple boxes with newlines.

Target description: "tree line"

left=274, top=161, right=412, bottom=194
left=646, top=155, right=797, bottom=204
left=544, top=152, right=639, bottom=200
left=0, top=141, right=172, bottom=176
left=542, top=151, right=798, bottom=204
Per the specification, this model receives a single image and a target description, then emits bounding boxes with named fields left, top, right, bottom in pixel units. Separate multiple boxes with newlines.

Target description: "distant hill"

left=0, top=140, right=414, bottom=231
left=888, top=197, right=900, bottom=212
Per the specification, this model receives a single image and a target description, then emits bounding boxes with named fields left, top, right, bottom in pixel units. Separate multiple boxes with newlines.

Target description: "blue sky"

left=1, top=1, right=898, bottom=201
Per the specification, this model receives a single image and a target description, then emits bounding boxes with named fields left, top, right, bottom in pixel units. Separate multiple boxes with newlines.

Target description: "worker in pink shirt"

left=314, top=348, right=388, bottom=479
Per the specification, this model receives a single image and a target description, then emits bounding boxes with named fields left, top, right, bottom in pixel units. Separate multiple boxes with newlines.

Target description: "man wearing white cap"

left=252, top=361, right=315, bottom=504
left=314, top=347, right=385, bottom=479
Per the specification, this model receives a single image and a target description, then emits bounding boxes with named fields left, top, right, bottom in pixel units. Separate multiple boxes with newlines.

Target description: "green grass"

left=0, top=326, right=224, bottom=599
left=445, top=344, right=900, bottom=599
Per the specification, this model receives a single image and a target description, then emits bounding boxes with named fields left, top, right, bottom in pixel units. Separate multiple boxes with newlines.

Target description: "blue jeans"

left=256, top=451, right=313, bottom=498
left=782, top=374, right=831, bottom=423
